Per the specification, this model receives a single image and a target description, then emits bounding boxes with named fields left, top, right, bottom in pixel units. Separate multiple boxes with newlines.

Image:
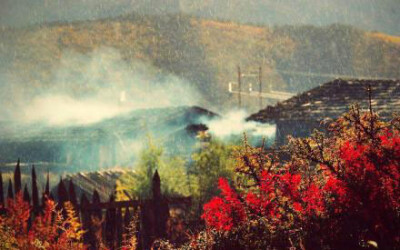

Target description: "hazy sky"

left=0, top=0, right=399, bottom=34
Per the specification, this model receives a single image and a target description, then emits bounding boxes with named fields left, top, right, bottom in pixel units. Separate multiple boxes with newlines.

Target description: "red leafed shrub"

left=195, top=105, right=400, bottom=249
left=0, top=193, right=86, bottom=250
left=202, top=178, right=246, bottom=231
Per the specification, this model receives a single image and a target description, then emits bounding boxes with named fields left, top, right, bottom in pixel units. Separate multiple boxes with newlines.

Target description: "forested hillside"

left=0, top=14, right=399, bottom=111
left=2, top=0, right=399, bottom=35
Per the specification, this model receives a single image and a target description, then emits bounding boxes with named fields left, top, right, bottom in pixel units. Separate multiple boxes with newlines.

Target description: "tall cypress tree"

left=68, top=179, right=78, bottom=207
left=0, top=172, right=4, bottom=207
left=31, top=166, right=39, bottom=209
left=23, top=184, right=30, bottom=204
left=57, top=178, right=68, bottom=203
left=24, top=183, right=33, bottom=229
left=14, top=158, right=21, bottom=194
left=57, top=178, right=69, bottom=216
left=44, top=171, right=50, bottom=196
left=7, top=179, right=13, bottom=200
left=42, top=171, right=51, bottom=207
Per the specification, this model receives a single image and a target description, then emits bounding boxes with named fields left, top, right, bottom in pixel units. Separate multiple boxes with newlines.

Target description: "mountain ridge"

left=0, top=14, right=399, bottom=113
left=1, top=0, right=399, bottom=35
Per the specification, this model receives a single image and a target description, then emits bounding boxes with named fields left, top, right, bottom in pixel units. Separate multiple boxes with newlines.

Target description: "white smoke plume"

left=203, top=110, right=276, bottom=140
left=3, top=47, right=202, bottom=126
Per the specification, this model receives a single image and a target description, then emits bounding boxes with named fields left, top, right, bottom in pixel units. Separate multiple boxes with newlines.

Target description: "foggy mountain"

left=0, top=14, right=399, bottom=117
left=1, top=0, right=399, bottom=35
left=185, top=0, right=400, bottom=35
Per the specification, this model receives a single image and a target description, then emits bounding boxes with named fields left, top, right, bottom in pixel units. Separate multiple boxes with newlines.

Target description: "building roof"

left=0, top=106, right=217, bottom=142
left=53, top=169, right=129, bottom=201
left=248, top=79, right=400, bottom=123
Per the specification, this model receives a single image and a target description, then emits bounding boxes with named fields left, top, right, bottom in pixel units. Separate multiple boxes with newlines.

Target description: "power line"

left=228, top=66, right=396, bottom=109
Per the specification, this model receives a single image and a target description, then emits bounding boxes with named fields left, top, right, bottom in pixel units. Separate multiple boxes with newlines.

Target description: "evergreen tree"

left=14, top=159, right=21, bottom=194
left=0, top=172, right=3, bottom=207
left=31, top=166, right=39, bottom=209
left=23, top=184, right=30, bottom=204
left=7, top=179, right=13, bottom=200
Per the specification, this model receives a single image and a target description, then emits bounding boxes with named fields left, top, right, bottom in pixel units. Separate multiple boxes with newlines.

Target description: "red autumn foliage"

left=200, top=105, right=400, bottom=249
left=202, top=178, right=246, bottom=231
left=0, top=193, right=86, bottom=250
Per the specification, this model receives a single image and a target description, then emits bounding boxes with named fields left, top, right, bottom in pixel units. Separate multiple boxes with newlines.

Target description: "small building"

left=248, top=79, right=400, bottom=145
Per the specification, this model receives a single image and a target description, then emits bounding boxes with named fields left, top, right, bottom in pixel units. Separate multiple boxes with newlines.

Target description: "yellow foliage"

left=62, top=201, right=86, bottom=243
left=369, top=32, right=400, bottom=45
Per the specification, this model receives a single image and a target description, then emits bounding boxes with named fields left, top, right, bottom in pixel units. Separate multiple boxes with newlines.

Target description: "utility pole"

left=227, top=67, right=294, bottom=106
left=238, top=65, right=242, bottom=109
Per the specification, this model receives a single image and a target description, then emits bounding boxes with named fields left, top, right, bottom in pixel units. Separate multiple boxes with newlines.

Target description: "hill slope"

left=0, top=15, right=399, bottom=113
left=1, top=0, right=399, bottom=35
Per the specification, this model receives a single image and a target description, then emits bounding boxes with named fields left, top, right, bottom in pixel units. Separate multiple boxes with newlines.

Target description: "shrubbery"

left=186, top=105, right=400, bottom=249
left=118, top=137, right=192, bottom=199
left=0, top=194, right=85, bottom=250
left=189, top=138, right=236, bottom=217
left=2, top=105, right=399, bottom=249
